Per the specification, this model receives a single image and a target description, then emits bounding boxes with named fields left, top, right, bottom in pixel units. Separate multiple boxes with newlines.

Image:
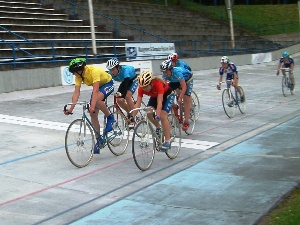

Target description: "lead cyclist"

left=276, top=51, right=295, bottom=91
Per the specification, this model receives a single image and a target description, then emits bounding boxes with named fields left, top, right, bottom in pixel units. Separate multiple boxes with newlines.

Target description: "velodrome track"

left=0, top=55, right=299, bottom=225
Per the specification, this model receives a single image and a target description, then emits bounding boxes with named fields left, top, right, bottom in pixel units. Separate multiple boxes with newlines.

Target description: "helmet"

left=167, top=53, right=178, bottom=62
left=282, top=51, right=289, bottom=58
left=220, top=56, right=229, bottom=64
left=106, top=57, right=119, bottom=69
left=69, top=58, right=86, bottom=73
left=160, top=59, right=173, bottom=72
left=138, top=70, right=153, bottom=87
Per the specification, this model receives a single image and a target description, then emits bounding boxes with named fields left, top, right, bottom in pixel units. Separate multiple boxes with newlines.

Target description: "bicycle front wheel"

left=191, top=90, right=200, bottom=121
left=65, top=119, right=94, bottom=168
left=106, top=106, right=129, bottom=156
left=166, top=114, right=181, bottom=159
left=237, top=86, right=246, bottom=114
left=222, top=88, right=236, bottom=118
left=132, top=120, right=155, bottom=171
left=282, top=75, right=289, bottom=97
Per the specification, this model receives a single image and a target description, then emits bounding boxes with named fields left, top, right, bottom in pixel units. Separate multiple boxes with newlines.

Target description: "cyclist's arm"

left=156, top=93, right=163, bottom=117
left=177, top=80, right=186, bottom=103
left=69, top=86, right=80, bottom=112
left=131, top=96, right=142, bottom=117
left=276, top=61, right=282, bottom=75
left=290, top=63, right=295, bottom=73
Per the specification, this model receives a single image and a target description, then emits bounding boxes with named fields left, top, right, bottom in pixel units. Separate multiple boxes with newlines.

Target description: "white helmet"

left=106, top=58, right=119, bottom=69
left=220, top=56, right=229, bottom=64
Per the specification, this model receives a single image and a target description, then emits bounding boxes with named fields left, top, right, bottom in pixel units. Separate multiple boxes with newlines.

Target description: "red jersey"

left=138, top=79, right=169, bottom=97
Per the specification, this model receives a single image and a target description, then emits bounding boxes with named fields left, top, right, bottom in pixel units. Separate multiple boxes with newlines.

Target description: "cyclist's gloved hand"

left=155, top=115, right=161, bottom=121
left=276, top=70, right=279, bottom=76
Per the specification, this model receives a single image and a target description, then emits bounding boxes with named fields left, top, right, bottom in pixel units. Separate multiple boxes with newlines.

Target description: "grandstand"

left=0, top=0, right=284, bottom=71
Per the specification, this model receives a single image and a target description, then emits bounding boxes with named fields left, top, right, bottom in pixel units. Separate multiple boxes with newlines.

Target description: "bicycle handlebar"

left=63, top=101, right=90, bottom=115
left=129, top=107, right=157, bottom=119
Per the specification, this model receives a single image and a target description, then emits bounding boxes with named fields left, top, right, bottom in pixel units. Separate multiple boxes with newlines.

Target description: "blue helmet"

left=160, top=59, right=173, bottom=72
left=282, top=51, right=289, bottom=58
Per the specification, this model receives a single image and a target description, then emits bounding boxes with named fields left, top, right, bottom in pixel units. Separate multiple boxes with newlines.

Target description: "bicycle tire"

left=65, top=119, right=94, bottom=168
left=132, top=120, right=155, bottom=171
left=166, top=114, right=181, bottom=159
left=237, top=86, right=246, bottom=114
left=222, top=88, right=236, bottom=118
left=282, top=75, right=289, bottom=97
left=191, top=90, right=200, bottom=121
left=106, top=106, right=129, bottom=156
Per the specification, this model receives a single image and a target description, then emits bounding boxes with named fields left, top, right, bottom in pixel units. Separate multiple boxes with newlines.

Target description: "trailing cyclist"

left=134, top=70, right=175, bottom=152
left=160, top=59, right=193, bottom=131
left=217, top=56, right=245, bottom=102
left=106, top=57, right=138, bottom=126
left=167, top=52, right=192, bottom=72
left=276, top=51, right=295, bottom=91
left=64, top=58, right=115, bottom=154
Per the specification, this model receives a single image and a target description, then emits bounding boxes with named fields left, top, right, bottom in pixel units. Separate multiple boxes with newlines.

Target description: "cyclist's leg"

left=183, top=79, right=193, bottom=128
left=289, top=70, right=295, bottom=90
left=98, top=80, right=115, bottom=132
left=160, top=89, right=175, bottom=151
left=146, top=97, right=160, bottom=128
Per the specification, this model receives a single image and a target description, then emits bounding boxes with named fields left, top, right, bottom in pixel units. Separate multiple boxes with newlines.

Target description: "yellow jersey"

left=75, top=65, right=112, bottom=87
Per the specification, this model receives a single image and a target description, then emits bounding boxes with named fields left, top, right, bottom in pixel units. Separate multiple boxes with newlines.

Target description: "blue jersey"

left=162, top=67, right=193, bottom=83
left=279, top=57, right=294, bottom=68
left=176, top=60, right=192, bottom=71
left=109, top=65, right=136, bottom=82
left=219, top=62, right=238, bottom=76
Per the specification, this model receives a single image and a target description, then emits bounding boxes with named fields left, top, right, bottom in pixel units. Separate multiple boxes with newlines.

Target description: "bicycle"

left=64, top=101, right=129, bottom=168
left=107, top=92, right=146, bottom=129
left=171, top=90, right=198, bottom=135
left=221, top=80, right=246, bottom=118
left=129, top=107, right=182, bottom=171
left=279, top=68, right=295, bottom=96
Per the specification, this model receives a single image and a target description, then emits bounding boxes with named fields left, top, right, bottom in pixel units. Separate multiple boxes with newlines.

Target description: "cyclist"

left=160, top=59, right=193, bottom=131
left=217, top=56, right=245, bottom=102
left=134, top=70, right=175, bottom=152
left=106, top=57, right=138, bottom=126
left=276, top=51, right=295, bottom=91
left=167, top=52, right=192, bottom=71
left=64, top=58, right=115, bottom=154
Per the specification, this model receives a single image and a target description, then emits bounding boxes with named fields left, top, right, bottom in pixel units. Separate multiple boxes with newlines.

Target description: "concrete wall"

left=1, top=44, right=300, bottom=94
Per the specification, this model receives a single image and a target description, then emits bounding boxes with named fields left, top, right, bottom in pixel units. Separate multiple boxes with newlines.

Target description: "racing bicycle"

left=221, top=80, right=246, bottom=118
left=64, top=101, right=129, bottom=168
left=129, top=107, right=181, bottom=171
left=279, top=67, right=295, bottom=96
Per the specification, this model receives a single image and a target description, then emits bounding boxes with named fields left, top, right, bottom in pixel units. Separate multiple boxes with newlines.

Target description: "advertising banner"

left=125, top=43, right=175, bottom=60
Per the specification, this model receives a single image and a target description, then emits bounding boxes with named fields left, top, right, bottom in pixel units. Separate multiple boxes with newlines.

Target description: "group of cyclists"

left=64, top=50, right=295, bottom=154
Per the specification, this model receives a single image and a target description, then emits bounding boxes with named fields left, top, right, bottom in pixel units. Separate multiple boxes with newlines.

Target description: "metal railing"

left=1, top=39, right=298, bottom=70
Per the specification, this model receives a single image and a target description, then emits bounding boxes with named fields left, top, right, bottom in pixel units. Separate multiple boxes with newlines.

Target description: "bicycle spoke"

left=166, top=114, right=181, bottom=159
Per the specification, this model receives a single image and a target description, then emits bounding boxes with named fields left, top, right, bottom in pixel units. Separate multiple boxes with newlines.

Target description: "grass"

left=257, top=187, right=300, bottom=225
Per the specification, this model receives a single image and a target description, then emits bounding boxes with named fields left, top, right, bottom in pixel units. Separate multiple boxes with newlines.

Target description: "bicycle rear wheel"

left=191, top=90, right=200, bottom=121
left=237, top=86, right=246, bottom=114
left=65, top=119, right=94, bottom=168
left=132, top=120, right=155, bottom=171
left=282, top=75, right=289, bottom=97
left=222, top=88, right=236, bottom=118
left=166, top=114, right=181, bottom=159
left=106, top=106, right=129, bottom=156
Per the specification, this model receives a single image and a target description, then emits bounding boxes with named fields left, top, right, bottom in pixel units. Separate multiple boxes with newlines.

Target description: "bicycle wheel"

left=282, top=75, right=289, bottom=97
left=237, top=86, right=246, bottom=114
left=106, top=106, right=129, bottom=156
left=65, top=119, right=94, bottom=168
left=222, top=88, right=236, bottom=118
left=166, top=114, right=181, bottom=159
left=132, top=120, right=155, bottom=171
left=191, top=90, right=200, bottom=121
